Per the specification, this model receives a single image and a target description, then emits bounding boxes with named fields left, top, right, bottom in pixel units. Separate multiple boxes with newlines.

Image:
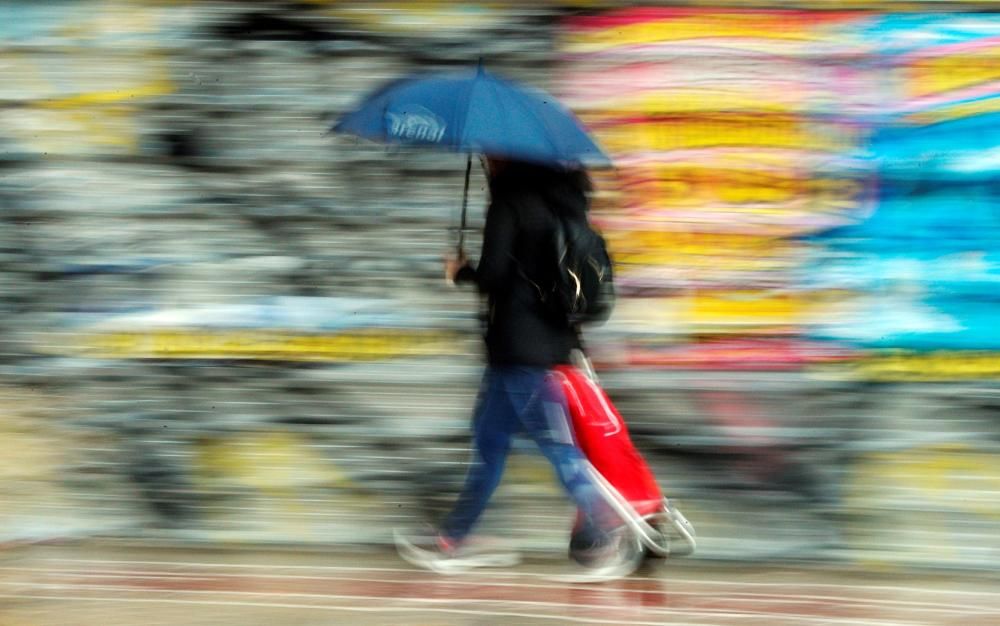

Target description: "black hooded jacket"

left=455, top=162, right=589, bottom=367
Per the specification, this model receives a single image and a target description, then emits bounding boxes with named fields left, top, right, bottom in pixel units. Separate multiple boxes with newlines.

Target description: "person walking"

left=396, top=157, right=635, bottom=580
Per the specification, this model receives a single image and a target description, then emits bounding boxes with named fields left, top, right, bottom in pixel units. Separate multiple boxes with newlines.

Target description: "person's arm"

left=452, top=198, right=517, bottom=294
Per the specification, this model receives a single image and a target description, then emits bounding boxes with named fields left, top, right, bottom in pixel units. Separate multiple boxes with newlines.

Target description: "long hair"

left=489, top=159, right=593, bottom=216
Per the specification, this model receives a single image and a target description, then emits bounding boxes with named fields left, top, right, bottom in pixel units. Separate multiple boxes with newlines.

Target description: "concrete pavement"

left=2, top=542, right=998, bottom=625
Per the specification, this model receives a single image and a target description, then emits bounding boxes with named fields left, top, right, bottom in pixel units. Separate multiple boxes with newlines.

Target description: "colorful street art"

left=559, top=8, right=1000, bottom=377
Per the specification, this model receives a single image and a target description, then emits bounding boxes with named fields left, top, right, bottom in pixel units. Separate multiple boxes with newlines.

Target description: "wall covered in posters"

left=1, top=2, right=999, bottom=572
left=558, top=8, right=1000, bottom=378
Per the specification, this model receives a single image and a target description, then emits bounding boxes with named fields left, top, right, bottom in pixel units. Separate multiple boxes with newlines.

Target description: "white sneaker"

left=394, top=529, right=521, bottom=575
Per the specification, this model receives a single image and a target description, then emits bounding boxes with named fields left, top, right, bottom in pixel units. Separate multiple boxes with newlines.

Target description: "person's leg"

left=439, top=367, right=517, bottom=543
left=503, top=367, right=645, bottom=581
left=504, top=367, right=613, bottom=543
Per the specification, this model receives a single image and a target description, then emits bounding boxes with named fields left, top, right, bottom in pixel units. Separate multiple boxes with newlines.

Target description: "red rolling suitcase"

left=553, top=364, right=696, bottom=558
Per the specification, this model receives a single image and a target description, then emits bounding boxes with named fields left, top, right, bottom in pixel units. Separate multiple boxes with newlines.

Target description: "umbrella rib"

left=500, top=75, right=573, bottom=166
left=459, top=71, right=482, bottom=153
left=487, top=76, right=559, bottom=165
left=490, top=79, right=515, bottom=158
left=531, top=90, right=565, bottom=165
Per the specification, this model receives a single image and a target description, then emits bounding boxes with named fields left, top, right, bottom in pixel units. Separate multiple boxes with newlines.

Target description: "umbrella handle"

left=457, top=154, right=472, bottom=255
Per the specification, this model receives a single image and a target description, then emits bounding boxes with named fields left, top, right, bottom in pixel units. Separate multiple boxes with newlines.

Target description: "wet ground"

left=2, top=542, right=998, bottom=625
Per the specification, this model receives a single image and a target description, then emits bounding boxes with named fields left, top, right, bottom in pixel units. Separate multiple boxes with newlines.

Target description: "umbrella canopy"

left=332, top=66, right=611, bottom=170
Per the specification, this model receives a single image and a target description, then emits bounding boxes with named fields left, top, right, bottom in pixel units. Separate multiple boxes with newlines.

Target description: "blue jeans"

left=440, top=365, right=610, bottom=544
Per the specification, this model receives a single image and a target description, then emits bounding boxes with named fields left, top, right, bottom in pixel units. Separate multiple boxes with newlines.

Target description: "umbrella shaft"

left=458, top=154, right=472, bottom=254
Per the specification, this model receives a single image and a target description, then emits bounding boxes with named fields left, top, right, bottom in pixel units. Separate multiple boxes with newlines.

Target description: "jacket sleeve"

left=454, top=197, right=516, bottom=294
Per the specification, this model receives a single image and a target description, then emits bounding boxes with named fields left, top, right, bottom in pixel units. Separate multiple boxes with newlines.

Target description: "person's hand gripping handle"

left=445, top=249, right=467, bottom=285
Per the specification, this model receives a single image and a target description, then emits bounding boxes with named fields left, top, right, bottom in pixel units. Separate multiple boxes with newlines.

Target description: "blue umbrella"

left=332, top=66, right=611, bottom=169
left=332, top=66, right=612, bottom=251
